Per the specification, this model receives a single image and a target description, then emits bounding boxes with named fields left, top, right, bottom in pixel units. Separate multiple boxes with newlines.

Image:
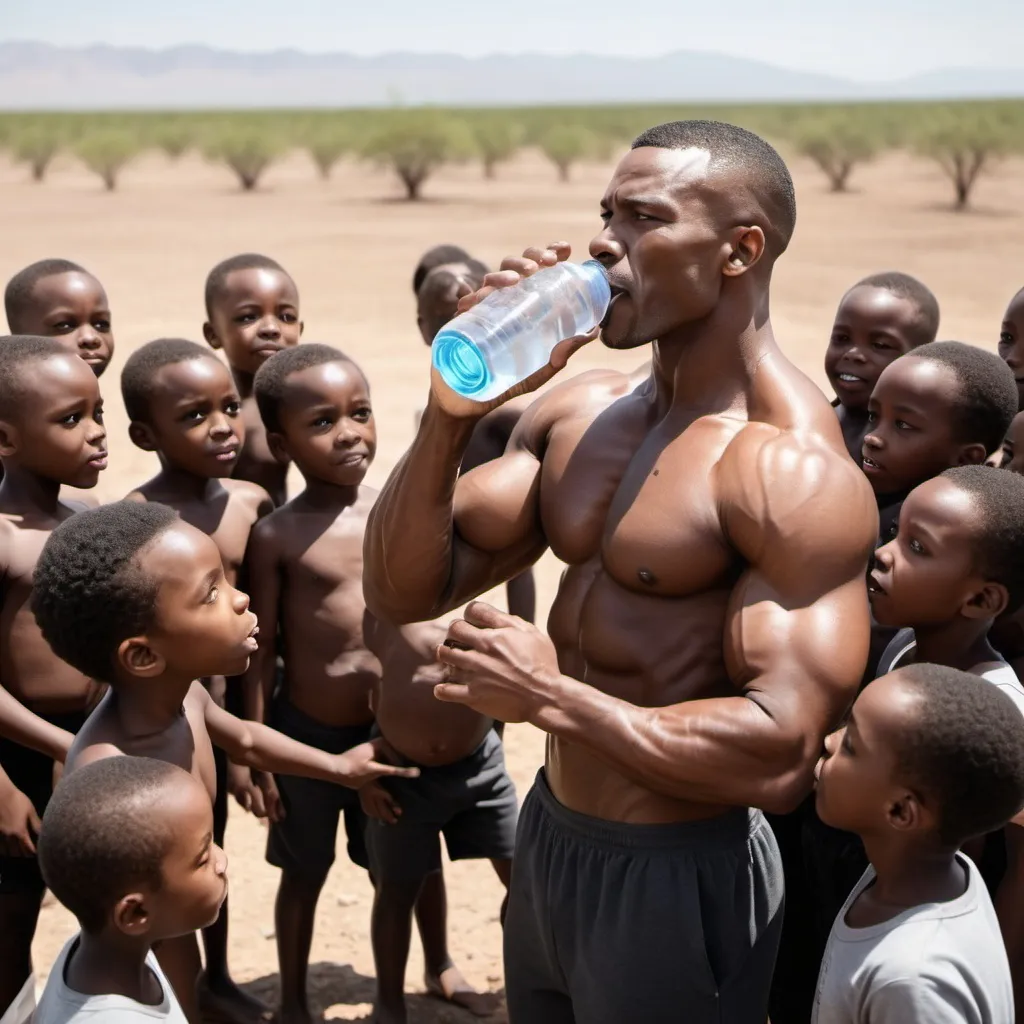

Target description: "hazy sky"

left=3, top=0, right=1018, bottom=79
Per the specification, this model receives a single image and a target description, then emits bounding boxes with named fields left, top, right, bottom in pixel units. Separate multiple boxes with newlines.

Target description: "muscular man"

left=364, top=121, right=877, bottom=1024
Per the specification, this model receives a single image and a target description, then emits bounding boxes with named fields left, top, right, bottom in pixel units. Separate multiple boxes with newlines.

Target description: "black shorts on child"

left=365, top=728, right=518, bottom=883
left=265, top=698, right=371, bottom=877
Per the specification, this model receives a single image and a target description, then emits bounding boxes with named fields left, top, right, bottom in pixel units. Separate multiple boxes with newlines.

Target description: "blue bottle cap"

left=432, top=329, right=493, bottom=398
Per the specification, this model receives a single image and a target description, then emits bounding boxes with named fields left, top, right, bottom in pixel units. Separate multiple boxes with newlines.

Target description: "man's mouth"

left=601, top=284, right=630, bottom=327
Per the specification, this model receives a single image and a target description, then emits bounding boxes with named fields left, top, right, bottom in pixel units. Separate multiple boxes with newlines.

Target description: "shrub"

left=791, top=114, right=881, bottom=192
left=75, top=129, right=141, bottom=191
left=302, top=122, right=351, bottom=179
left=538, top=125, right=598, bottom=182
left=473, top=119, right=524, bottom=179
left=203, top=125, right=284, bottom=191
left=11, top=123, right=63, bottom=182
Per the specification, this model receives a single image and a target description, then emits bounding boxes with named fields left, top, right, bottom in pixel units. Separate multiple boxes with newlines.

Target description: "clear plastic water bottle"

left=431, top=260, right=610, bottom=403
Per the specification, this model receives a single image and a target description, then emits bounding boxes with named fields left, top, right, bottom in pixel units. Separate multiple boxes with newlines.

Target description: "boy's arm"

left=0, top=685, right=74, bottom=761
left=0, top=763, right=40, bottom=857
left=196, top=682, right=420, bottom=789
left=996, top=822, right=1024, bottom=1019
left=241, top=518, right=281, bottom=727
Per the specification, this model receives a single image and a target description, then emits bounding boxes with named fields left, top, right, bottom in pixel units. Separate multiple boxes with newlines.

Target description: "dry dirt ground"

left=2, top=142, right=1023, bottom=1022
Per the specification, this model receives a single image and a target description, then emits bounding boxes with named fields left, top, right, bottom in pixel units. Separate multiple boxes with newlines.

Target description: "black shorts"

left=504, top=770, right=784, bottom=1024
left=265, top=699, right=371, bottom=878
left=0, top=712, right=87, bottom=896
left=364, top=728, right=517, bottom=885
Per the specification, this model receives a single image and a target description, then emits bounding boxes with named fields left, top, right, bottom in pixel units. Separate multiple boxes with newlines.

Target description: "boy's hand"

left=0, top=781, right=40, bottom=857
left=334, top=738, right=420, bottom=789
left=254, top=770, right=285, bottom=824
left=429, top=241, right=597, bottom=420
left=227, top=762, right=267, bottom=819
left=359, top=781, right=402, bottom=824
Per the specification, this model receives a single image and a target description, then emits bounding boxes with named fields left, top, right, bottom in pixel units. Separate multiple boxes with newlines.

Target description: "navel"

left=637, top=568, right=658, bottom=586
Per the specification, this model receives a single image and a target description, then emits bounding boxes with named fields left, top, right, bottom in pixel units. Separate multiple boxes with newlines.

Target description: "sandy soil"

left=3, top=141, right=1023, bottom=1022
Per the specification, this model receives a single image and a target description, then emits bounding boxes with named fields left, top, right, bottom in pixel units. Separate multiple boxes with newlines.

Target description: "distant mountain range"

left=1, top=42, right=1022, bottom=109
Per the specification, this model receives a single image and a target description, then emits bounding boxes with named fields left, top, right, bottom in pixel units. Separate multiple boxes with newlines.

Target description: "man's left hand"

left=435, top=602, right=562, bottom=723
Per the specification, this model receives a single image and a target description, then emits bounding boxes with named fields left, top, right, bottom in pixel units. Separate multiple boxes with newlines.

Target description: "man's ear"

left=202, top=322, right=221, bottom=348
left=962, top=581, right=1010, bottom=621
left=128, top=421, right=158, bottom=453
left=722, top=226, right=766, bottom=278
left=957, top=443, right=989, bottom=467
left=0, top=419, right=18, bottom=458
left=266, top=431, right=291, bottom=466
left=113, top=892, right=152, bottom=938
left=117, top=636, right=165, bottom=679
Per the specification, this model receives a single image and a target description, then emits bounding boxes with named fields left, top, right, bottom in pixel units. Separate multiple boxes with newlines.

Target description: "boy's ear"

left=266, top=431, right=291, bottom=466
left=113, top=892, right=152, bottom=938
left=957, top=443, right=989, bottom=467
left=887, top=788, right=928, bottom=834
left=0, top=419, right=18, bottom=458
left=127, top=420, right=158, bottom=453
left=721, top=226, right=766, bottom=278
left=202, top=322, right=221, bottom=349
left=117, top=636, right=166, bottom=679
left=298, top=320, right=305, bottom=338
left=962, top=581, right=1010, bottom=621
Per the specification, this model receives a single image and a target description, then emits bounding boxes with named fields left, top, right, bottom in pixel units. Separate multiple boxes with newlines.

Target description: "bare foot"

left=425, top=965, right=502, bottom=1018
left=197, top=973, right=273, bottom=1024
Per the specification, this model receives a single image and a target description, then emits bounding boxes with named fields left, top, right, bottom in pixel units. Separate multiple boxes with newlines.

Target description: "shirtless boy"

left=203, top=253, right=303, bottom=506
left=120, top=337, right=274, bottom=1023
left=998, top=286, right=1024, bottom=412
left=245, top=344, right=489, bottom=1024
left=0, top=335, right=108, bottom=1014
left=363, top=613, right=516, bottom=1024
left=366, top=121, right=877, bottom=1023
left=30, top=501, right=415, bottom=1023
left=824, top=271, right=938, bottom=461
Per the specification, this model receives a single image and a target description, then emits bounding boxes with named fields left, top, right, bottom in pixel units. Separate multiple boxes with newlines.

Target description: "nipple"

left=637, top=568, right=657, bottom=586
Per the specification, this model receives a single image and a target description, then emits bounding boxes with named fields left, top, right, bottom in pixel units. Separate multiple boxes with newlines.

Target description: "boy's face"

left=869, top=477, right=997, bottom=628
left=203, top=268, right=302, bottom=377
left=21, top=272, right=115, bottom=378
left=998, top=289, right=1024, bottom=413
left=862, top=356, right=984, bottom=497
left=129, top=357, right=244, bottom=479
left=0, top=354, right=107, bottom=487
left=996, top=412, right=1024, bottom=475
left=825, top=286, right=924, bottom=412
left=137, top=774, right=228, bottom=939
left=126, top=521, right=259, bottom=681
left=417, top=263, right=476, bottom=346
left=270, top=360, right=376, bottom=487
left=815, top=672, right=924, bottom=836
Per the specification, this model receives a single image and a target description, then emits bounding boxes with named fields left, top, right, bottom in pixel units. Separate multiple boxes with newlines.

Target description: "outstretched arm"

left=437, top=429, right=877, bottom=813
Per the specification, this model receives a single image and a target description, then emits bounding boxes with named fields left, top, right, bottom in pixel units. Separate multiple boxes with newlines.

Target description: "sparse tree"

left=539, top=125, right=597, bottom=182
left=152, top=118, right=195, bottom=161
left=303, top=122, right=351, bottom=180
left=361, top=112, right=476, bottom=201
left=473, top=119, right=524, bottom=179
left=12, top=123, right=62, bottom=182
left=203, top=126, right=284, bottom=191
left=75, top=129, right=141, bottom=191
left=914, top=108, right=1007, bottom=211
left=792, top=115, right=880, bottom=192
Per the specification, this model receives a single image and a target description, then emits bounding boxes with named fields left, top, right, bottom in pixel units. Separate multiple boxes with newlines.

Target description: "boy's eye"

left=93, top=320, right=111, bottom=333
left=895, top=419, right=914, bottom=431
left=312, top=416, right=333, bottom=429
left=182, top=409, right=207, bottom=423
left=94, top=406, right=105, bottom=425
left=908, top=538, right=926, bottom=555
left=225, top=402, right=241, bottom=416
left=205, top=586, right=219, bottom=605
left=599, top=209, right=612, bottom=223
left=60, top=411, right=82, bottom=426
left=871, top=341, right=892, bottom=351
left=235, top=313, right=257, bottom=324
left=280, top=312, right=298, bottom=323
left=353, top=408, right=372, bottom=423
left=1000, top=332, right=1014, bottom=346
left=841, top=732, right=854, bottom=755
left=866, top=410, right=878, bottom=424
left=52, top=321, right=75, bottom=333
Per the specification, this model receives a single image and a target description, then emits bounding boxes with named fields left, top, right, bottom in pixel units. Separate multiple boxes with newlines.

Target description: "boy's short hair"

left=121, top=337, right=220, bottom=423
left=412, top=245, right=473, bottom=294
left=38, top=756, right=181, bottom=933
left=852, top=271, right=940, bottom=346
left=254, top=343, right=360, bottom=435
left=5, top=258, right=87, bottom=332
left=895, top=663, right=1024, bottom=846
left=204, top=253, right=291, bottom=318
left=942, top=465, right=1024, bottom=613
left=0, top=334, right=74, bottom=415
left=905, top=341, right=1017, bottom=453
left=31, top=501, right=179, bottom=682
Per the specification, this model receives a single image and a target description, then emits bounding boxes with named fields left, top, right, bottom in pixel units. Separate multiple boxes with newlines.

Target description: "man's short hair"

left=894, top=663, right=1024, bottom=846
left=631, top=120, right=797, bottom=258
left=412, top=245, right=472, bottom=294
left=941, top=465, right=1024, bottom=613
left=121, top=338, right=222, bottom=423
left=5, top=259, right=88, bottom=332
left=31, top=501, right=179, bottom=683
left=204, top=253, right=293, bottom=318
left=0, top=334, right=75, bottom=417
left=906, top=341, right=1018, bottom=453
left=853, top=272, right=940, bottom=347
left=38, top=756, right=183, bottom=933
left=254, top=343, right=360, bottom=435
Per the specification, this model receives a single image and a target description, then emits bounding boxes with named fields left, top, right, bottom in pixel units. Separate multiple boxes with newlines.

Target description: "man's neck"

left=860, top=834, right=965, bottom=916
left=296, top=476, right=361, bottom=511
left=65, top=930, right=159, bottom=1004
left=0, top=463, right=64, bottom=516
left=912, top=621, right=998, bottom=674
left=232, top=369, right=255, bottom=400
left=149, top=464, right=223, bottom=504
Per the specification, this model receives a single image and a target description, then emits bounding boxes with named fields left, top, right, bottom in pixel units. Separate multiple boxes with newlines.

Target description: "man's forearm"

left=0, top=687, right=74, bottom=761
left=364, top=399, right=478, bottom=623
left=532, top=675, right=810, bottom=812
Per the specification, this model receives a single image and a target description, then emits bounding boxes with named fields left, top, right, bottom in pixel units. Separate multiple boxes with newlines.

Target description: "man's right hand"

left=429, top=241, right=598, bottom=419
left=0, top=782, right=40, bottom=857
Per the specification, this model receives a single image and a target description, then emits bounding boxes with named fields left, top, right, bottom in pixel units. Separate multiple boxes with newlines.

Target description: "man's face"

left=589, top=146, right=737, bottom=350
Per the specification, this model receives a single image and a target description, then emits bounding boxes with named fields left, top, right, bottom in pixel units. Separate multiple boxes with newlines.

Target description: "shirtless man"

left=364, top=120, right=877, bottom=1023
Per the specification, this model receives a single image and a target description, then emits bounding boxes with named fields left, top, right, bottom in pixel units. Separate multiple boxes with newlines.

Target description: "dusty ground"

left=3, top=141, right=1023, bottom=1022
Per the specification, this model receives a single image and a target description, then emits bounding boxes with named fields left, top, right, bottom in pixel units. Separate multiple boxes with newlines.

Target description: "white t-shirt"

left=812, top=854, right=1013, bottom=1024
left=32, top=935, right=188, bottom=1023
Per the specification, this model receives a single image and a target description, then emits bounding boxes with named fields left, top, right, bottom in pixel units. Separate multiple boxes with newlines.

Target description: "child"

left=993, top=411, right=1024, bottom=474
left=29, top=500, right=417, bottom=1024
left=0, top=335, right=108, bottom=1016
left=411, top=243, right=476, bottom=295
left=825, top=272, right=939, bottom=462
left=120, top=337, right=273, bottom=1024
left=202, top=253, right=303, bottom=506
left=245, top=344, right=488, bottom=1024
left=33, top=756, right=226, bottom=1023
left=997, top=286, right=1024, bottom=412
left=363, top=614, right=516, bottom=1024
left=5, top=259, right=115, bottom=377
left=812, top=663, right=1024, bottom=1023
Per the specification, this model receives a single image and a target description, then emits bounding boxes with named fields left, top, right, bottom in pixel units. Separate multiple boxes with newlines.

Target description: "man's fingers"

left=463, top=600, right=512, bottom=630
left=551, top=327, right=599, bottom=369
left=434, top=682, right=475, bottom=704
left=436, top=642, right=482, bottom=673
left=548, top=241, right=572, bottom=261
